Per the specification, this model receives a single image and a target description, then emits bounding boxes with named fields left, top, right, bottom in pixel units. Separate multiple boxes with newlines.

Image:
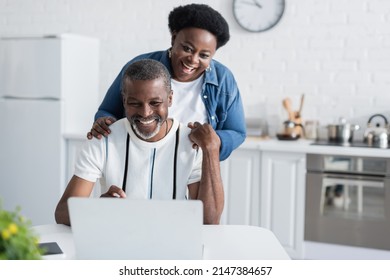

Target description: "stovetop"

left=311, top=140, right=389, bottom=149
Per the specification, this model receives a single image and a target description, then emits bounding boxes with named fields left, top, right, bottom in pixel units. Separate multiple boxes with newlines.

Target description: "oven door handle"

left=322, top=174, right=384, bottom=188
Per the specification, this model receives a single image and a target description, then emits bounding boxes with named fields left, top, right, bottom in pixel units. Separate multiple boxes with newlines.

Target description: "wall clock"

left=233, top=0, right=285, bottom=32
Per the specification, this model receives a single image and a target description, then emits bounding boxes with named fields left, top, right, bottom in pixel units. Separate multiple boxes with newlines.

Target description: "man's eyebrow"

left=126, top=96, right=164, bottom=101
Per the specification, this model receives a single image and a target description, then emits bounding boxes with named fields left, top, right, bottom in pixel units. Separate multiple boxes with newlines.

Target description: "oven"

left=305, top=154, right=390, bottom=250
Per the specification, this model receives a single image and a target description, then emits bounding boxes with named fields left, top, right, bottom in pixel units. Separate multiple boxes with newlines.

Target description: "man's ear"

left=122, top=94, right=126, bottom=107
left=168, top=90, right=173, bottom=107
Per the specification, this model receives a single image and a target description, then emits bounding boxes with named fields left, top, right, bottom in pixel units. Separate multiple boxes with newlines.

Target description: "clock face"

left=233, top=0, right=285, bottom=32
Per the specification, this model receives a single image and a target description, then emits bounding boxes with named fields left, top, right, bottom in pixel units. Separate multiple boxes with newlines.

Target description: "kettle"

left=363, top=114, right=389, bottom=147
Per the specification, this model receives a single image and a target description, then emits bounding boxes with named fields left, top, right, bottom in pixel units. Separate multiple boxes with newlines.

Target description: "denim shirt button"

left=203, top=95, right=208, bottom=99
left=211, top=116, right=215, bottom=120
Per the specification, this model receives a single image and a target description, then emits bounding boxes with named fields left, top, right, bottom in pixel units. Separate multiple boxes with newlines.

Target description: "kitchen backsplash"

left=1, top=0, right=389, bottom=135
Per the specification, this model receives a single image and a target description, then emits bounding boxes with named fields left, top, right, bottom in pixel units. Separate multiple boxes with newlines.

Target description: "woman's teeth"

left=182, top=63, right=195, bottom=72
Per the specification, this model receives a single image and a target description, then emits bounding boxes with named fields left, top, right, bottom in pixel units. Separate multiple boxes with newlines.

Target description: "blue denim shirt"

left=96, top=50, right=246, bottom=161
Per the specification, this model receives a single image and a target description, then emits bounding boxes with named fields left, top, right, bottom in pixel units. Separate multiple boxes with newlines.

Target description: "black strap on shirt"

left=172, top=126, right=179, bottom=199
left=121, top=134, right=130, bottom=193
left=122, top=126, right=180, bottom=199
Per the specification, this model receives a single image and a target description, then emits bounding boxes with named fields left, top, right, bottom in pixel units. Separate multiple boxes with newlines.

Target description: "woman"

left=88, top=3, right=246, bottom=161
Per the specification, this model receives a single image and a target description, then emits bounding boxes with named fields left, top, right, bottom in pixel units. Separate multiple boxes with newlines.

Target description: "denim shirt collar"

left=203, top=60, right=218, bottom=87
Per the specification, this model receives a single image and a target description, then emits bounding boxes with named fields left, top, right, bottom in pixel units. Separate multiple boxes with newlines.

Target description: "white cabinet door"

left=260, top=151, right=306, bottom=259
left=220, top=148, right=261, bottom=225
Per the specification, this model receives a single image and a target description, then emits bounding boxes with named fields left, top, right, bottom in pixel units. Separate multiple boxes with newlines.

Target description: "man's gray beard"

left=131, top=121, right=163, bottom=140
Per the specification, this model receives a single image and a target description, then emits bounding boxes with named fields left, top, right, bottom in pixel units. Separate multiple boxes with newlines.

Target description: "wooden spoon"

left=282, top=98, right=295, bottom=120
left=295, top=94, right=305, bottom=118
left=292, top=94, right=305, bottom=136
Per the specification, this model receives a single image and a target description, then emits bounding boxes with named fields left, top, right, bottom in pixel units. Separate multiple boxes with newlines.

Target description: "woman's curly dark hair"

left=168, top=3, right=230, bottom=49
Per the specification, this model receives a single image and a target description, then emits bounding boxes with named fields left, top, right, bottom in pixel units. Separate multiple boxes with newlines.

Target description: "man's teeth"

left=139, top=119, right=154, bottom=125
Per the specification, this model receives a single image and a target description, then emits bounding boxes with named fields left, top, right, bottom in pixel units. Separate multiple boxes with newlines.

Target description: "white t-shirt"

left=169, top=75, right=208, bottom=125
left=74, top=118, right=202, bottom=199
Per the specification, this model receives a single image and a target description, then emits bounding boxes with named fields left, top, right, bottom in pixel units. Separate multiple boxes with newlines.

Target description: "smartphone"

left=39, top=242, right=63, bottom=255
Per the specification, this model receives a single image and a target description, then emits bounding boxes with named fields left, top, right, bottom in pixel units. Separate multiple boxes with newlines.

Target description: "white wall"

left=1, top=0, right=390, bottom=137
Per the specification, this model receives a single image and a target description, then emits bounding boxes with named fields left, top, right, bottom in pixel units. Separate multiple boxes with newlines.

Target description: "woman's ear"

left=171, top=32, right=177, bottom=47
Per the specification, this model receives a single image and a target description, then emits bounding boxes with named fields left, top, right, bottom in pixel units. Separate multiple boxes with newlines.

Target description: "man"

left=55, top=59, right=224, bottom=226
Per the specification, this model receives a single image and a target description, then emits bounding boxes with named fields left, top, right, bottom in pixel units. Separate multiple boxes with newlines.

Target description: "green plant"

left=0, top=202, right=43, bottom=260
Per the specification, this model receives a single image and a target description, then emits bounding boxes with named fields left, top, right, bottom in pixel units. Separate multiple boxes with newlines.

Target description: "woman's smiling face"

left=170, top=27, right=217, bottom=82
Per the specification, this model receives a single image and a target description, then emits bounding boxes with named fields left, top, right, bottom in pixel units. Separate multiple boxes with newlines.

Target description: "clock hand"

left=239, top=0, right=262, bottom=9
left=253, top=0, right=263, bottom=9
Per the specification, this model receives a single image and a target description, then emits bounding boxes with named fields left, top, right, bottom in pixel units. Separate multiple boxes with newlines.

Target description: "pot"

left=327, top=120, right=359, bottom=143
left=283, top=120, right=305, bottom=136
left=276, top=120, right=304, bottom=140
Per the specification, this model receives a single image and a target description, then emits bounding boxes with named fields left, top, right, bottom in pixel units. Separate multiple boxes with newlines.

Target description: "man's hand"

left=188, top=122, right=221, bottom=151
left=100, top=185, right=127, bottom=198
left=87, top=116, right=117, bottom=139
left=187, top=122, right=223, bottom=225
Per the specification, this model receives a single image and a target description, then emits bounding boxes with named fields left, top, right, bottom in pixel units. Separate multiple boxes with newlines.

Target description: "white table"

left=32, top=224, right=290, bottom=260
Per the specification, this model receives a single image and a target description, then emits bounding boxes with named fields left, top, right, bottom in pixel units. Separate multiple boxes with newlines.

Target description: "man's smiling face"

left=123, top=77, right=172, bottom=142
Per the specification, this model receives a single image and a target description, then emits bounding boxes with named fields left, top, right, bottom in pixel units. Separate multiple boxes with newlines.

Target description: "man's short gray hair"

left=121, top=59, right=171, bottom=96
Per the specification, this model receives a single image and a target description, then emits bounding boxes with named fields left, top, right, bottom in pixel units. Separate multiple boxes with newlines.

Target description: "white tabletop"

left=32, top=224, right=290, bottom=260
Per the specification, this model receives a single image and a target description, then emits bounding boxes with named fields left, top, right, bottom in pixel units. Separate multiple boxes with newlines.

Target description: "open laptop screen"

left=68, top=197, right=203, bottom=260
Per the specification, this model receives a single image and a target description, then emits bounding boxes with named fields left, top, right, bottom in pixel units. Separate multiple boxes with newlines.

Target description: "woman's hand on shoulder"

left=87, top=116, right=117, bottom=139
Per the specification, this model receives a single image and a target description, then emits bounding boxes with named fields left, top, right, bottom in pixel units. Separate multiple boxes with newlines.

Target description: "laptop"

left=68, top=197, right=203, bottom=260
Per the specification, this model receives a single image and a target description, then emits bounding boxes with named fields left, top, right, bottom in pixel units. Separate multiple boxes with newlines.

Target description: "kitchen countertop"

left=242, top=137, right=390, bottom=157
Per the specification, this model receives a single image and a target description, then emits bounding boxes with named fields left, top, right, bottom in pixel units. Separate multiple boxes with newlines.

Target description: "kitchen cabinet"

left=219, top=140, right=306, bottom=259
left=220, top=148, right=261, bottom=225
left=260, top=151, right=306, bottom=259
